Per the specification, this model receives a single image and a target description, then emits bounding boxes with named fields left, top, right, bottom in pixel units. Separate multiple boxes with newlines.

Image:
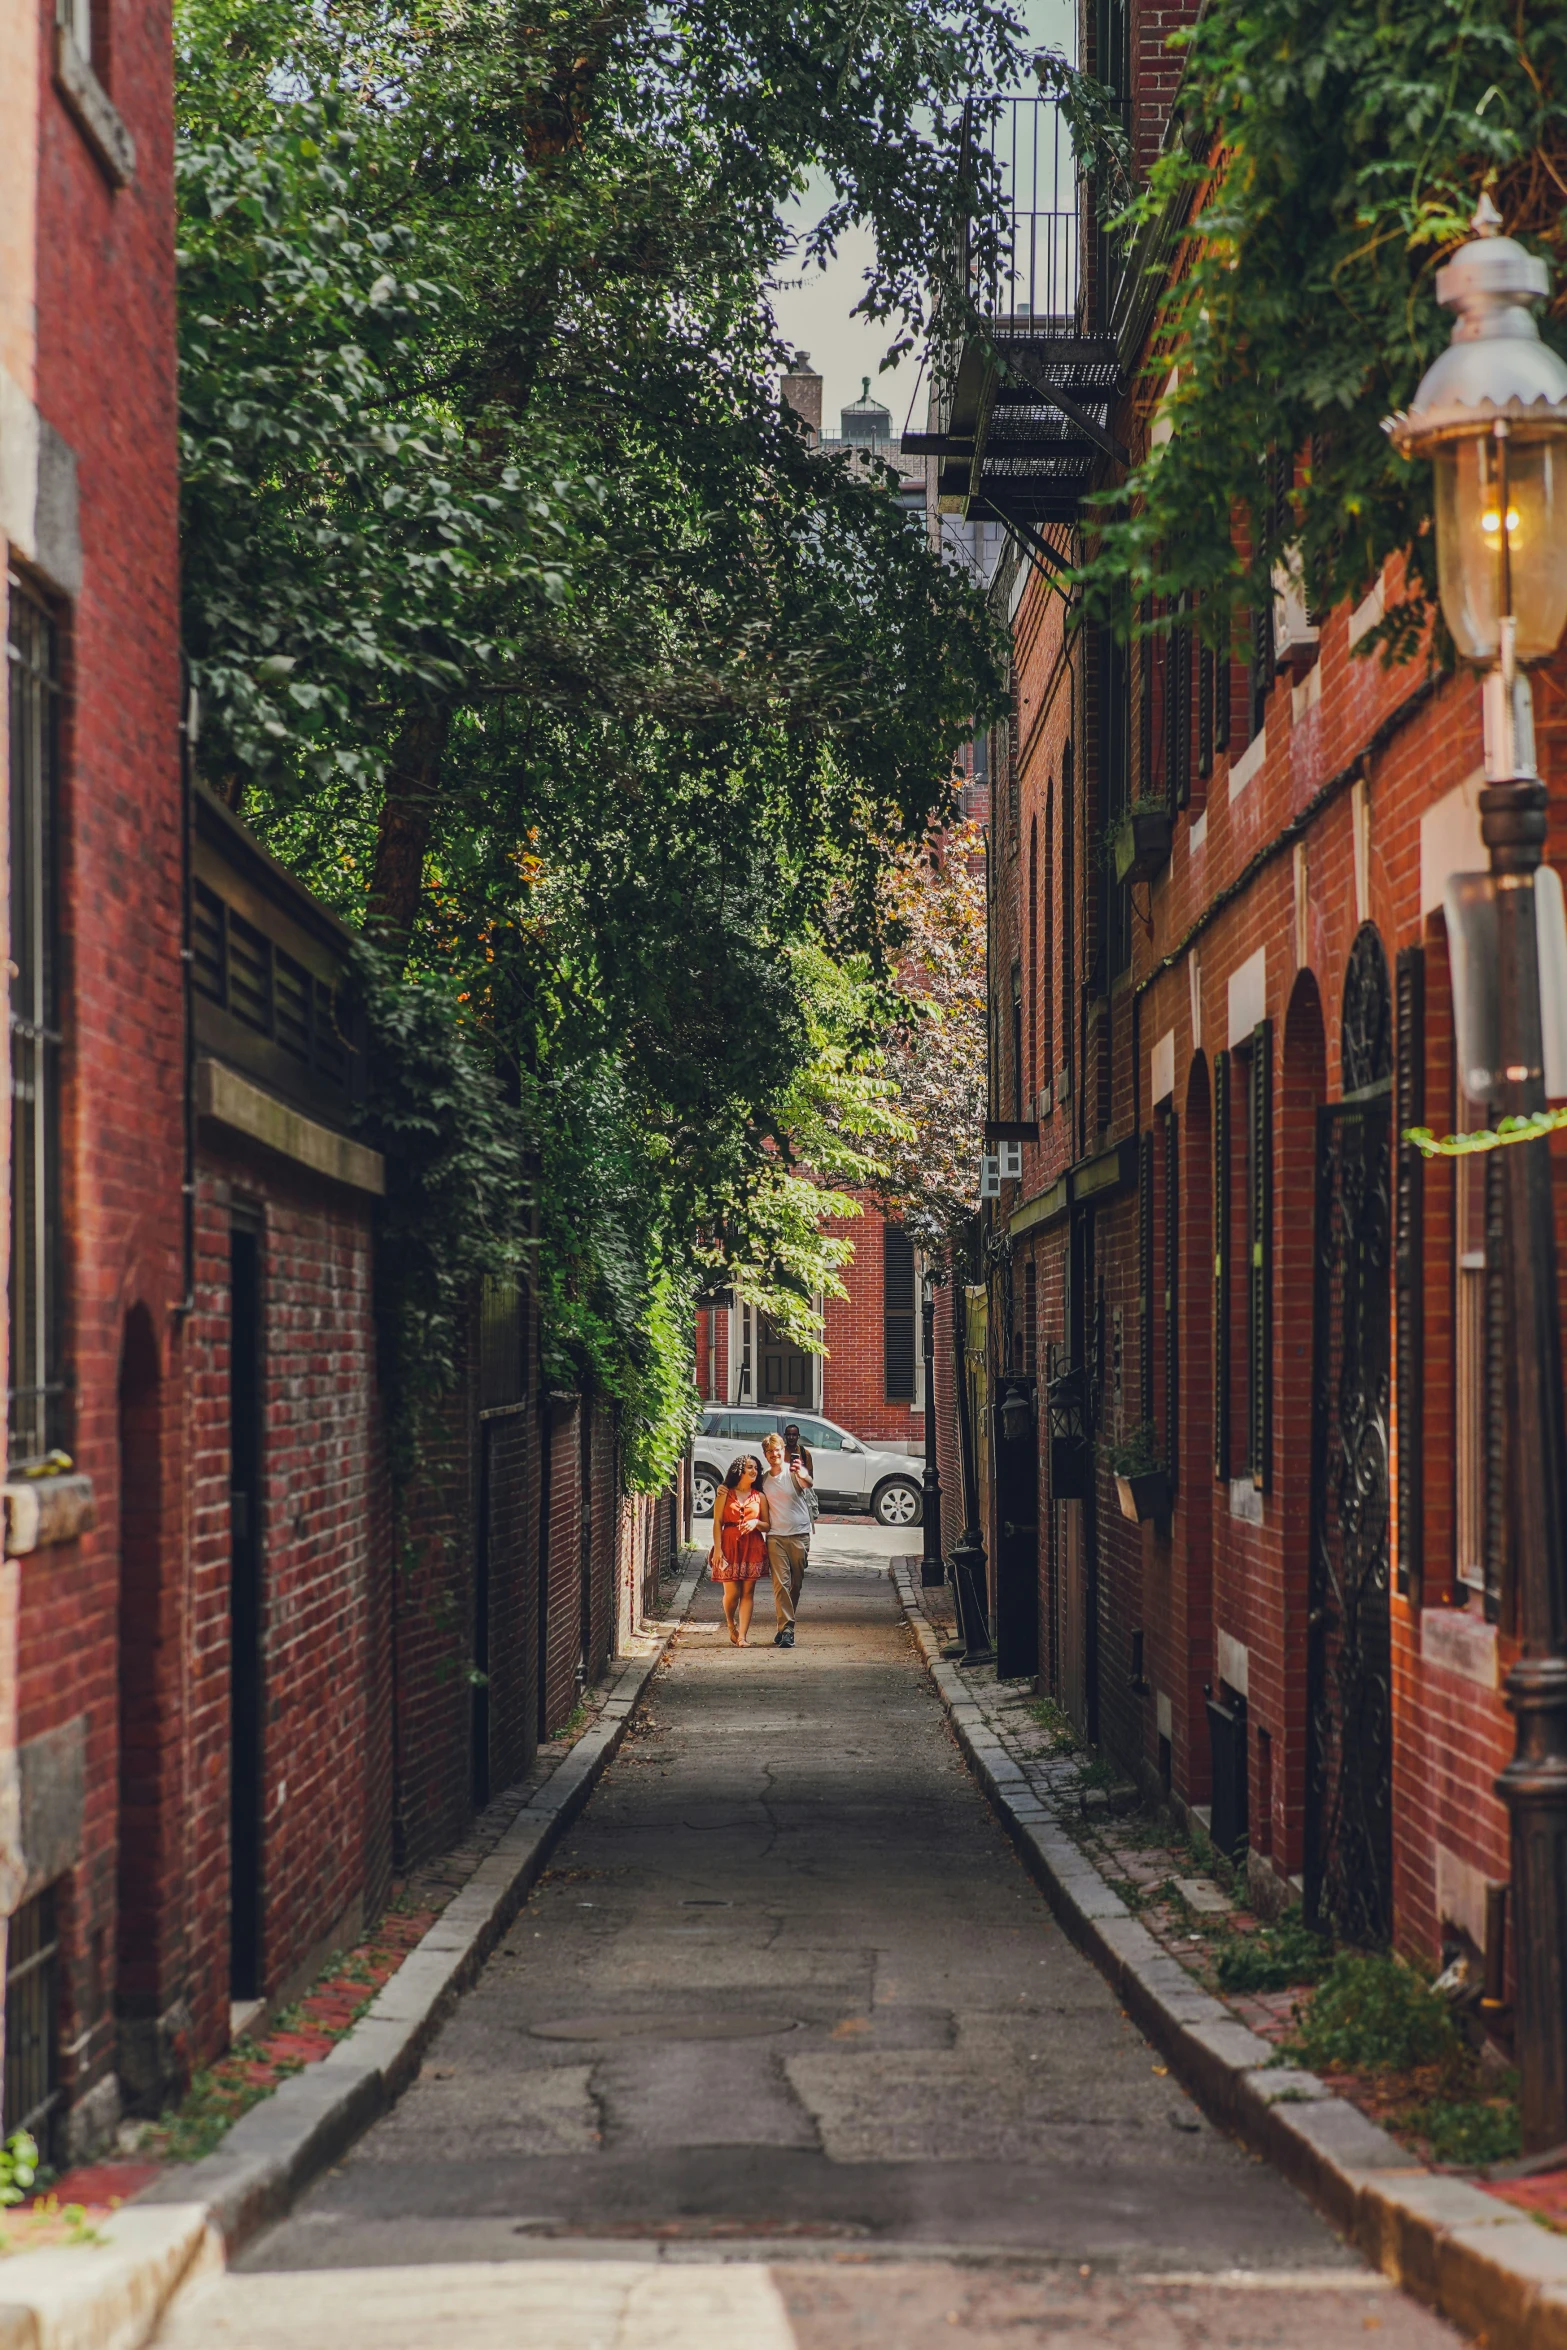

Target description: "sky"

left=769, top=0, right=1076, bottom=435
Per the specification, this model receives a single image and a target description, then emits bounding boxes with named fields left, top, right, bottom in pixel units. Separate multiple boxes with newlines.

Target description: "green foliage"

left=1104, top=1419, right=1165, bottom=1478
left=1061, top=1, right=1567, bottom=654
left=1400, top=2089, right=1520, bottom=2166
left=352, top=946, right=529, bottom=1475
left=1287, top=1950, right=1464, bottom=2073
left=176, top=0, right=1012, bottom=1495
left=0, top=2132, right=38, bottom=2209
left=1210, top=1907, right=1331, bottom=1994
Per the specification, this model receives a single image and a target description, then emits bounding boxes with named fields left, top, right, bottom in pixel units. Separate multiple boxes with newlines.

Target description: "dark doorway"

left=993, top=1374, right=1039, bottom=1678
left=117, top=1306, right=165, bottom=2106
left=757, top=1315, right=813, bottom=1408
left=229, top=1220, right=264, bottom=2002
left=471, top=1425, right=493, bottom=1810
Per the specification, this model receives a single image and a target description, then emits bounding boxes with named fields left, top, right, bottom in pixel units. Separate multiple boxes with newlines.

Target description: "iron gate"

left=1305, top=1097, right=1394, bottom=1945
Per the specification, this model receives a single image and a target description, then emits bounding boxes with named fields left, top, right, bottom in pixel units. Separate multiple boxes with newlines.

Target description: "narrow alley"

left=152, top=1532, right=1463, bottom=2349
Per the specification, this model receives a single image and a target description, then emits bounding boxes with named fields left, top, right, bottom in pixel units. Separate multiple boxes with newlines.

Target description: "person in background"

left=759, top=1429, right=813, bottom=1650
left=708, top=1455, right=768, bottom=1646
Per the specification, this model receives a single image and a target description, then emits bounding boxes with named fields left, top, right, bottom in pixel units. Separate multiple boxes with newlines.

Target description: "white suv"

left=690, top=1408, right=923, bottom=1527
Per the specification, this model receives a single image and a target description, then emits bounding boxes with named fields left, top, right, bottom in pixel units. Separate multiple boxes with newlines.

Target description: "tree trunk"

left=365, top=705, right=450, bottom=968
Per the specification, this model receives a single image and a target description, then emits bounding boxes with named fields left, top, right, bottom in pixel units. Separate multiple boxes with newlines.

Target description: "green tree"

left=176, top=0, right=1013, bottom=1478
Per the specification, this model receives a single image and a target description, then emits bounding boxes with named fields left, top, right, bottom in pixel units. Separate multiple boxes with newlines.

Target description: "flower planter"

left=1116, top=1467, right=1171, bottom=1524
left=1112, top=809, right=1173, bottom=885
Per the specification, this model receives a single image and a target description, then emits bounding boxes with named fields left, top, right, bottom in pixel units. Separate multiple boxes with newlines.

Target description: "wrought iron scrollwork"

left=1306, top=1101, right=1395, bottom=1947
left=1342, top=924, right=1393, bottom=1094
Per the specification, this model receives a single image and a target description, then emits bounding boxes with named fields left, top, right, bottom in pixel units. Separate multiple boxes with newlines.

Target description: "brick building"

left=918, top=5, right=1567, bottom=1987
left=694, top=1195, right=927, bottom=1458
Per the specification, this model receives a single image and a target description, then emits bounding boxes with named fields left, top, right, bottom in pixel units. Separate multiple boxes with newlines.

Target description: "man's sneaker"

left=777, top=1628, right=795, bottom=1649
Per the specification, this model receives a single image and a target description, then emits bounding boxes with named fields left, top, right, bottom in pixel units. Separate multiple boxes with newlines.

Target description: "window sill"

left=4, top=1473, right=96, bottom=1557
left=54, top=30, right=136, bottom=187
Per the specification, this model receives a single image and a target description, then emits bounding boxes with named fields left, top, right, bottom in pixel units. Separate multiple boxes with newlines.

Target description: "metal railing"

left=973, top=95, right=1081, bottom=330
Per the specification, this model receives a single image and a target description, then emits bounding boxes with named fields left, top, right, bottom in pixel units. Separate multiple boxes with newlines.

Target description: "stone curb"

left=24, top=1555, right=705, bottom=2350
left=890, top=1558, right=1567, bottom=2350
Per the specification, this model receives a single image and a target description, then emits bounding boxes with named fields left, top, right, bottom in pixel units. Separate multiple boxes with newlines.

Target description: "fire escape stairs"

left=902, top=333, right=1123, bottom=552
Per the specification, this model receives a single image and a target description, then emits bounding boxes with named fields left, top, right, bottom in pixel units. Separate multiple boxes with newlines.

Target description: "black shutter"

left=1139, top=1130, right=1155, bottom=1429
left=1198, top=617, right=1213, bottom=781
left=1214, top=1050, right=1230, bottom=1483
left=1395, top=946, right=1424, bottom=1603
left=1249, top=1019, right=1272, bottom=1491
left=1165, top=1110, right=1179, bottom=1492
left=883, top=1224, right=917, bottom=1401
left=1170, top=599, right=1190, bottom=812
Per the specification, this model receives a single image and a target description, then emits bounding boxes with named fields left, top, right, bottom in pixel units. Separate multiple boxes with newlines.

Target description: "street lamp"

left=920, top=1271, right=945, bottom=1586
left=1388, top=192, right=1567, bottom=2154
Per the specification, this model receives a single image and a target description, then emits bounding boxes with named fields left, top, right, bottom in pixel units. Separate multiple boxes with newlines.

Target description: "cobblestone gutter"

left=890, top=1557, right=1567, bottom=2350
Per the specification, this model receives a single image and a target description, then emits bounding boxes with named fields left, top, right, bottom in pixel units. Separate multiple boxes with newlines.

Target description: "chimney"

left=780, top=350, right=822, bottom=443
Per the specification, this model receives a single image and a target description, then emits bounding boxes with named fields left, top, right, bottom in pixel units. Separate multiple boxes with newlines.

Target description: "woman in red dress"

left=709, top=1454, right=768, bottom=1646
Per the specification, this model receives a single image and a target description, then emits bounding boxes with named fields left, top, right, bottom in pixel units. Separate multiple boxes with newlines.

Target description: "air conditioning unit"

left=979, top=1154, right=1001, bottom=1199
left=998, top=1139, right=1023, bottom=1181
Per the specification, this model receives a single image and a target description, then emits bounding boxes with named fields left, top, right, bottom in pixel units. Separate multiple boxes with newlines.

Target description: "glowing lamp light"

left=1387, top=192, right=1567, bottom=669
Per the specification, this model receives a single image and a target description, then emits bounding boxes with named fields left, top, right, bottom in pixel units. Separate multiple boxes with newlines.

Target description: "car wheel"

left=873, top=1478, right=922, bottom=1528
left=692, top=1467, right=720, bottom=1518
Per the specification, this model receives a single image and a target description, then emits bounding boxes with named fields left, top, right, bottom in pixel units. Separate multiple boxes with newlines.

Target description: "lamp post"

left=948, top=1242, right=994, bottom=1666
left=921, top=1271, right=945, bottom=1586
left=1389, top=194, right=1567, bottom=2152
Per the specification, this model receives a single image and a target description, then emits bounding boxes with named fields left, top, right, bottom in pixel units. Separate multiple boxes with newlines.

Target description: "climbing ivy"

left=1056, top=2, right=1567, bottom=655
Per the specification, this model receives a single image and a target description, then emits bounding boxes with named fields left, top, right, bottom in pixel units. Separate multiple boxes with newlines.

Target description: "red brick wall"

left=15, top=0, right=187, bottom=2151
left=189, top=1148, right=390, bottom=2016
left=818, top=1193, right=926, bottom=1450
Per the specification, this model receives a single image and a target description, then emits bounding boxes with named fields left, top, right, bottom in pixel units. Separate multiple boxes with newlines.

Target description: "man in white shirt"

left=759, top=1431, right=813, bottom=1649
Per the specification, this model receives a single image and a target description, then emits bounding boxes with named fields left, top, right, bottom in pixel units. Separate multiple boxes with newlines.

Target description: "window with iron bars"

left=4, top=1884, right=59, bottom=2152
left=8, top=579, right=64, bottom=1466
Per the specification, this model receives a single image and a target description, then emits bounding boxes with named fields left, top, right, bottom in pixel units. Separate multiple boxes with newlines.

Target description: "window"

left=1245, top=1022, right=1272, bottom=1489
left=1100, top=627, right=1131, bottom=978
left=1061, top=740, right=1075, bottom=1090
left=1197, top=606, right=1214, bottom=780
left=1011, top=964, right=1024, bottom=1123
left=796, top=1418, right=844, bottom=1452
left=1164, top=1110, right=1179, bottom=1488
left=8, top=579, right=63, bottom=1466
left=1027, top=819, right=1038, bottom=1110
left=1007, top=675, right=1021, bottom=843
left=5, top=1885, right=59, bottom=2150
left=883, top=1225, right=917, bottom=1400
left=1041, top=779, right=1055, bottom=1101
left=729, top=1413, right=779, bottom=1441
left=1213, top=1050, right=1230, bottom=1482
left=1139, top=1129, right=1155, bottom=1428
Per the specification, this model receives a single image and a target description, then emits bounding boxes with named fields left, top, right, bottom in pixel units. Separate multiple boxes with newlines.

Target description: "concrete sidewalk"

left=890, top=1551, right=1567, bottom=2350
left=0, top=1555, right=704, bottom=2350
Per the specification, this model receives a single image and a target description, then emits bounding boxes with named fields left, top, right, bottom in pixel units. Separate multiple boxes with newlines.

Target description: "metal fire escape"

left=902, top=96, right=1122, bottom=568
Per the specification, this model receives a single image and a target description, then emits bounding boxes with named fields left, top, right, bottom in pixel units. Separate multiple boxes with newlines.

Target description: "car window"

left=700, top=1413, right=723, bottom=1436
left=795, top=1418, right=842, bottom=1451
left=730, top=1414, right=778, bottom=1440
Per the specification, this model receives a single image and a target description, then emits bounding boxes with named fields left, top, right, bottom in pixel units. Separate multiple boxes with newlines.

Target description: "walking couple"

left=708, top=1426, right=815, bottom=1650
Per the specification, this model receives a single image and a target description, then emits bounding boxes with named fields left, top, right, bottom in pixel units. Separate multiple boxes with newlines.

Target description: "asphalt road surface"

left=155, top=1525, right=1463, bottom=2348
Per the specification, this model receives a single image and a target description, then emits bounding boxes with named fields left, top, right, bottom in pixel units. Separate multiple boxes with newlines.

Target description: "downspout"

left=172, top=667, right=196, bottom=1320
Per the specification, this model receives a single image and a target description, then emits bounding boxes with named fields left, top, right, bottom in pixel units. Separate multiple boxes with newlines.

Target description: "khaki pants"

left=766, top=1535, right=809, bottom=1631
